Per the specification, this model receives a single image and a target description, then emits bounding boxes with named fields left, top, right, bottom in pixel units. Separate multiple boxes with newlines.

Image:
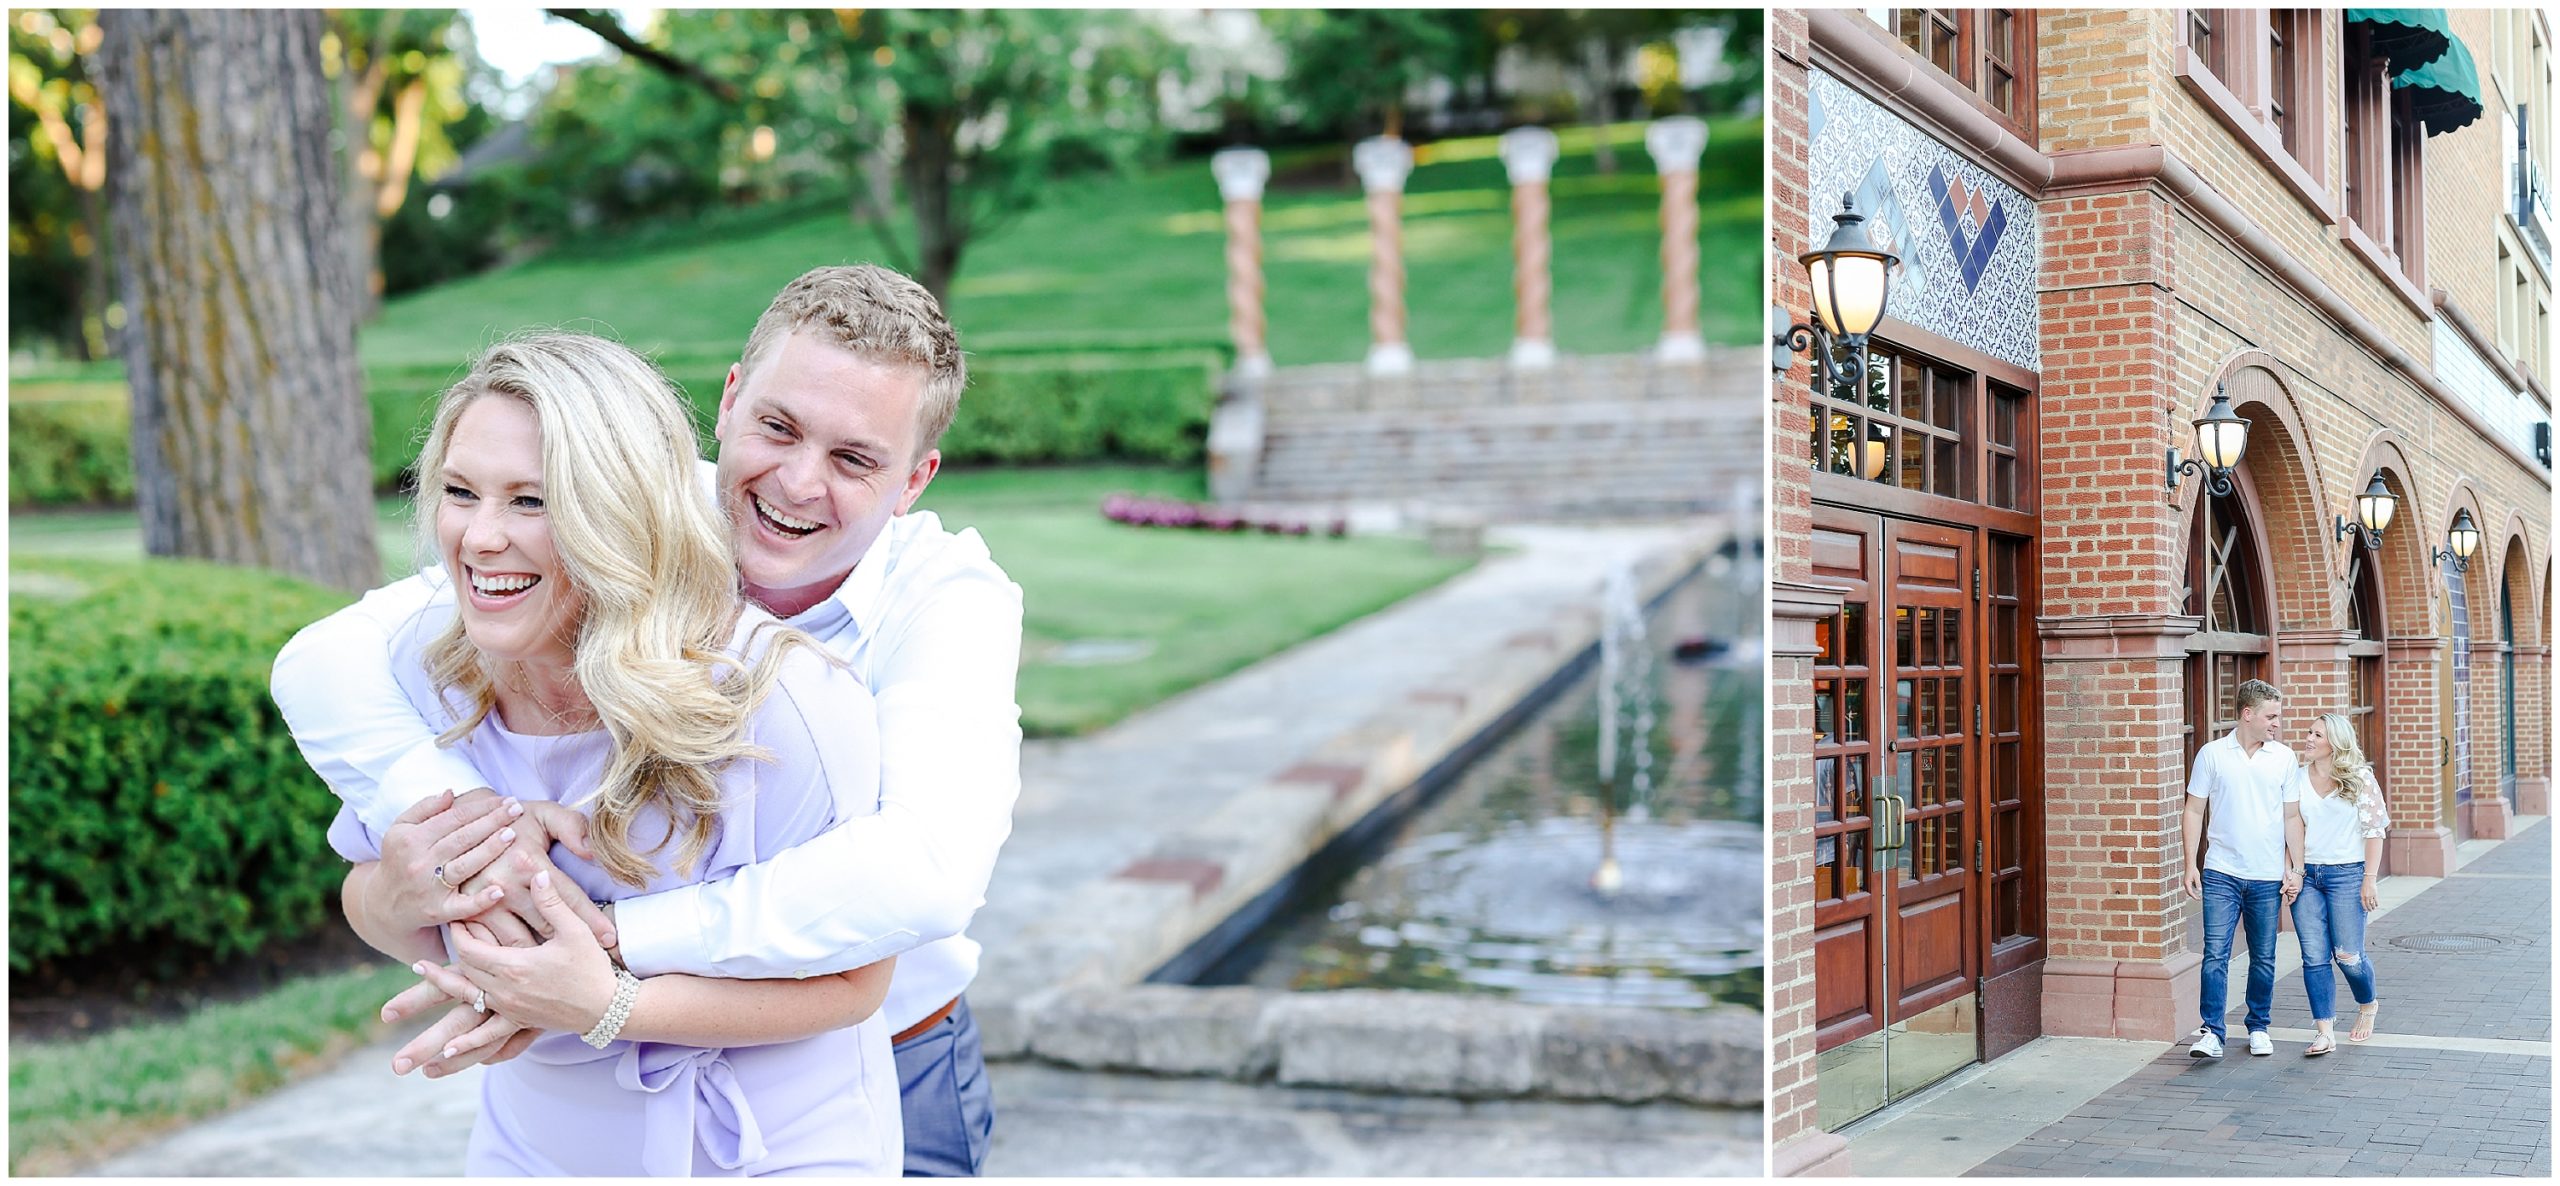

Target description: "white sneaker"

left=2189, top=1032, right=2224, bottom=1059
left=2248, top=1030, right=2274, bottom=1056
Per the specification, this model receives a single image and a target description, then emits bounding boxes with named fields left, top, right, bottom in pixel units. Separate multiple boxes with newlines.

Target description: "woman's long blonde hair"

left=413, top=332, right=811, bottom=887
left=2307, top=712, right=2377, bottom=804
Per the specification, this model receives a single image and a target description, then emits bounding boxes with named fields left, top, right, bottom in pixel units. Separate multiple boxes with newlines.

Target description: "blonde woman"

left=2292, top=714, right=2388, bottom=1056
left=322, top=333, right=901, bottom=1175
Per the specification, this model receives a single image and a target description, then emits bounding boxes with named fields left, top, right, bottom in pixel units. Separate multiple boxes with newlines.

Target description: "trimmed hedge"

left=9, top=350, right=1223, bottom=508
left=8, top=558, right=355, bottom=973
left=9, top=399, right=134, bottom=508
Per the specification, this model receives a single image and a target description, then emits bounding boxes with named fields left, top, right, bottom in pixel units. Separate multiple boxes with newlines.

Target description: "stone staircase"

left=1212, top=351, right=1761, bottom=520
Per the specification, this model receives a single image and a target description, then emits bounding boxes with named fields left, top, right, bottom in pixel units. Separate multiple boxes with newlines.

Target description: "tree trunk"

left=1589, top=38, right=1621, bottom=174
left=98, top=10, right=379, bottom=593
left=901, top=101, right=965, bottom=304
left=75, top=184, right=112, bottom=360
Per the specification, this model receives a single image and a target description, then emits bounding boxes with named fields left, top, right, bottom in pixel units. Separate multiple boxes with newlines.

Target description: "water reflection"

left=1240, top=556, right=1765, bottom=1011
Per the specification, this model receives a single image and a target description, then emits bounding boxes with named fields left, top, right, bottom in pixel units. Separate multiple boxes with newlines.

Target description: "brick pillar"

left=1764, top=12, right=1851, bottom=1178
left=2035, top=183, right=2194, bottom=1041
left=1353, top=135, right=1414, bottom=377
left=2383, top=636, right=2455, bottom=876
left=2518, top=643, right=2551, bottom=814
left=1211, top=147, right=1272, bottom=380
left=2037, top=617, right=2201, bottom=1039
left=2276, top=629, right=2358, bottom=720
left=1498, top=126, right=1559, bottom=370
left=1771, top=582, right=1850, bottom=1176
left=2468, top=634, right=2512, bottom=838
left=1645, top=116, right=1710, bottom=364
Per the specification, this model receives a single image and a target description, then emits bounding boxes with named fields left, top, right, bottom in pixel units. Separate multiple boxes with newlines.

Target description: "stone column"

left=1210, top=147, right=1273, bottom=381
left=1644, top=116, right=1710, bottom=364
left=1354, top=135, right=1415, bottom=376
left=1498, top=126, right=1560, bottom=369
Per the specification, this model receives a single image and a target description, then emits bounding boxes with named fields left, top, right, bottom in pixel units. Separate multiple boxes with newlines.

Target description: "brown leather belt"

left=892, top=996, right=960, bottom=1045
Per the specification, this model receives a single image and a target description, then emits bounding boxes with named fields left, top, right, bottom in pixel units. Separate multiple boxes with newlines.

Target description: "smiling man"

left=273, top=265, right=1022, bottom=1176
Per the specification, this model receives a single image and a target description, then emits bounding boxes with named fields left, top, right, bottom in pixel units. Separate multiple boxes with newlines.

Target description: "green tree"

left=1494, top=10, right=1695, bottom=171
left=832, top=10, right=1175, bottom=302
left=324, top=9, right=478, bottom=317
left=8, top=8, right=110, bottom=358
left=1265, top=9, right=1466, bottom=141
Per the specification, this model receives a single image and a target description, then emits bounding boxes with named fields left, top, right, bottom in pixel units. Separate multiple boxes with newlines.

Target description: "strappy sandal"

left=2304, top=1031, right=2336, bottom=1057
left=2350, top=1004, right=2379, bottom=1043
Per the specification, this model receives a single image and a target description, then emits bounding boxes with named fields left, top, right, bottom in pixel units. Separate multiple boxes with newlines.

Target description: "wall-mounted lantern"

left=2334, top=472, right=2399, bottom=550
left=2166, top=383, right=2249, bottom=497
left=2431, top=507, right=2482, bottom=573
left=1774, top=195, right=1899, bottom=396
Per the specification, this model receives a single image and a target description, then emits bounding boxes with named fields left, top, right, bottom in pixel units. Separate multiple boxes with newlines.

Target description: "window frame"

left=1884, top=8, right=2040, bottom=139
left=2339, top=20, right=2433, bottom=312
left=2176, top=9, right=2333, bottom=224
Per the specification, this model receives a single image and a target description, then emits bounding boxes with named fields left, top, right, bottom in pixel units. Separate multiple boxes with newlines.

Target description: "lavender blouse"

left=328, top=607, right=898, bottom=1176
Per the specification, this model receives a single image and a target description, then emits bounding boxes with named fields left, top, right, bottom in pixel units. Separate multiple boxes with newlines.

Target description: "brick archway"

left=2342, top=431, right=2439, bottom=639
left=2438, top=480, right=2504, bottom=840
left=2174, top=355, right=2337, bottom=637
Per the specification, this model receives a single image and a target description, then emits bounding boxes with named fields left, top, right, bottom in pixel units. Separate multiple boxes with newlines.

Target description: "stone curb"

left=969, top=525, right=1732, bottom=1055
left=1009, top=985, right=1762, bottom=1108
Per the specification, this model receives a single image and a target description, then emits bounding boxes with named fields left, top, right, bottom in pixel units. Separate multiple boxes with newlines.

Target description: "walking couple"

left=271, top=266, right=1023, bottom=1175
left=2183, top=679, right=2390, bottom=1061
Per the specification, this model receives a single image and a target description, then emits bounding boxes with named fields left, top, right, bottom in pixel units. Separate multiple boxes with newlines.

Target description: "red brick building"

left=1768, top=8, right=2553, bottom=1171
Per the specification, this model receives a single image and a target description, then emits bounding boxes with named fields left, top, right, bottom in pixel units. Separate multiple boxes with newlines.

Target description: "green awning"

left=2394, top=35, right=2484, bottom=135
left=2347, top=9, right=2454, bottom=75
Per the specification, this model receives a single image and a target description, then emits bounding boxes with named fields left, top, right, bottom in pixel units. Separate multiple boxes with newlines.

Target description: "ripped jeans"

left=2292, top=861, right=2379, bottom=1022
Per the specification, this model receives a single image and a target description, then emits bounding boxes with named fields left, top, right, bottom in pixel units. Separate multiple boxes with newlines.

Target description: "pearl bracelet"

left=580, top=967, right=642, bottom=1049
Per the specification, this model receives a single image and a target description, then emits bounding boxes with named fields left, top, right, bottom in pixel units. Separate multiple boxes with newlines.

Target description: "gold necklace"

left=498, top=663, right=599, bottom=732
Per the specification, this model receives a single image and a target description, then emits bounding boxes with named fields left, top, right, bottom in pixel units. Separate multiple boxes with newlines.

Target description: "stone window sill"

left=2174, top=46, right=2337, bottom=228
left=2340, top=218, right=2434, bottom=320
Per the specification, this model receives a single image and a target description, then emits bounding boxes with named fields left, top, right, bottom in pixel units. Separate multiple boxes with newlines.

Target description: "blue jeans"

left=2199, top=868, right=2281, bottom=1039
left=2291, top=862, right=2380, bottom=1022
left=892, top=997, right=994, bottom=1176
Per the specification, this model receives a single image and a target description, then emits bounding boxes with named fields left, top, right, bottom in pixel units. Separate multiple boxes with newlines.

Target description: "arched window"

left=2184, top=487, right=2273, bottom=762
left=2346, top=544, right=2386, bottom=797
left=2501, top=574, right=2517, bottom=792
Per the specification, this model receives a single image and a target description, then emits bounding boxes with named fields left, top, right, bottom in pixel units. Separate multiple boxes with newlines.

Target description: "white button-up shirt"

left=2185, top=730, right=2303, bottom=882
left=272, top=463, right=1023, bottom=1033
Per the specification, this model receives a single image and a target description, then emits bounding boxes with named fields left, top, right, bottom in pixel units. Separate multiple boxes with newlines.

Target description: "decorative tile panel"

left=1805, top=69, right=2042, bottom=371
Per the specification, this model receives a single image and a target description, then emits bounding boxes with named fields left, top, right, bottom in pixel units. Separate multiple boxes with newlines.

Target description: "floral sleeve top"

left=2301, top=767, right=2390, bottom=864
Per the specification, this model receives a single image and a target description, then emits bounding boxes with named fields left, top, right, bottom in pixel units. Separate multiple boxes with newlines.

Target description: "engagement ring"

left=473, top=988, right=488, bottom=1014
left=434, top=864, right=458, bottom=890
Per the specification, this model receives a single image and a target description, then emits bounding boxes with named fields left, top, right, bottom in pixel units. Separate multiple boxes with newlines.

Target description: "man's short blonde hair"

left=737, top=265, right=966, bottom=457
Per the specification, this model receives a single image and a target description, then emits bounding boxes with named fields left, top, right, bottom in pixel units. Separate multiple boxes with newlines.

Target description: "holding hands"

left=372, top=791, right=624, bottom=1077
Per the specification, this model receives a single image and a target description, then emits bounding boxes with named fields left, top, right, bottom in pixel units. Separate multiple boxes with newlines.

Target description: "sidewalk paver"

left=1967, top=818, right=2552, bottom=1178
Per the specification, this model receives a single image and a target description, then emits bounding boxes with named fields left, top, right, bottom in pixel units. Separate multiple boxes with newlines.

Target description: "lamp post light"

left=1775, top=195, right=1899, bottom=396
left=2166, top=383, right=2250, bottom=497
left=2431, top=507, right=2482, bottom=573
left=2334, top=472, right=2399, bottom=550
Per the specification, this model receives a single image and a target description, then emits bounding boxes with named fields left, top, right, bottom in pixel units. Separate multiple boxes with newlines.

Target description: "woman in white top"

left=2291, top=713, right=2388, bottom=1055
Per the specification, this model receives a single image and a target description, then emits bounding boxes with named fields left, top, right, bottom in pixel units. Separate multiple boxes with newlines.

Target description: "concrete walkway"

left=84, top=522, right=1745, bottom=1176
left=1844, top=816, right=2552, bottom=1178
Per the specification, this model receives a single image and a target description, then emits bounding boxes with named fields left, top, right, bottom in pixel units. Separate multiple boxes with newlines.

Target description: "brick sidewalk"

left=1972, top=820, right=2552, bottom=1178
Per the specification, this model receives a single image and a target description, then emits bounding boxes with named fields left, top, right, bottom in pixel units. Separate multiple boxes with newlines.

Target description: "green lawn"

left=914, top=466, right=1475, bottom=735
left=8, top=961, right=417, bottom=1176
left=12, top=117, right=1759, bottom=389
left=9, top=466, right=1473, bottom=737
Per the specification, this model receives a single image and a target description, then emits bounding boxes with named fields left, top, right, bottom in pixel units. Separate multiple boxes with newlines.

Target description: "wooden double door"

left=1809, top=507, right=2025, bottom=1130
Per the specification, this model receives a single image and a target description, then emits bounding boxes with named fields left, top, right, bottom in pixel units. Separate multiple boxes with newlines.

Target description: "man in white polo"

left=2180, top=677, right=2308, bottom=1059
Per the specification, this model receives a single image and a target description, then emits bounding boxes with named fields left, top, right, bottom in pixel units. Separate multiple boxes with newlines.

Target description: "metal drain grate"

left=2388, top=932, right=2506, bottom=953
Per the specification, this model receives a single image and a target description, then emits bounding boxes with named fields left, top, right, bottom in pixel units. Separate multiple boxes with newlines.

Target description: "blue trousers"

left=891, top=997, right=994, bottom=1176
left=2198, top=868, right=2281, bottom=1040
left=2291, top=861, right=2380, bottom=1022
